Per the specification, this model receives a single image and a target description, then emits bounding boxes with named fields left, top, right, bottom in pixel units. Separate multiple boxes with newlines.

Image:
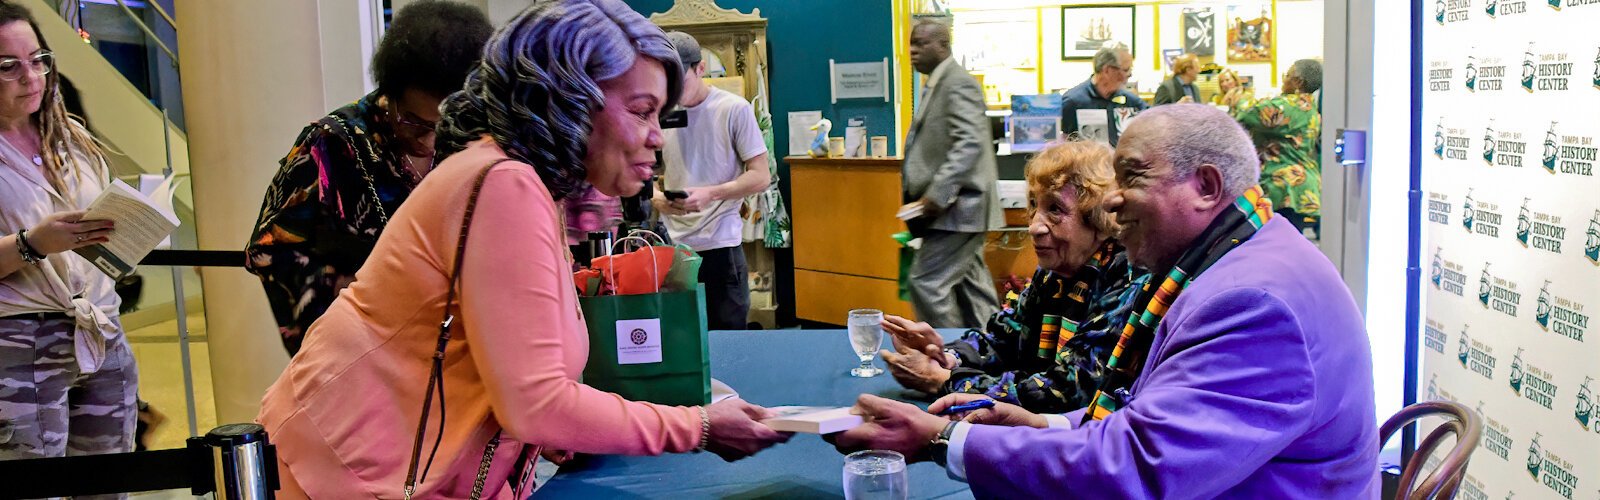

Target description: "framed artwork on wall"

left=1226, top=5, right=1273, bottom=63
left=1060, top=5, right=1135, bottom=61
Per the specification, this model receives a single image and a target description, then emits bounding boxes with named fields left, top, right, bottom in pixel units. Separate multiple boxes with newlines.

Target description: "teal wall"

left=624, top=0, right=898, bottom=157
left=626, top=0, right=897, bottom=326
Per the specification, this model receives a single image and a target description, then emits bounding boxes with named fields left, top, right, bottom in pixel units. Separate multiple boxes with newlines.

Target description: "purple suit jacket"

left=959, top=218, right=1378, bottom=499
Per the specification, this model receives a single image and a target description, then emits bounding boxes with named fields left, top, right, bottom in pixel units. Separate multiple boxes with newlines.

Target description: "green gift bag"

left=579, top=284, right=711, bottom=406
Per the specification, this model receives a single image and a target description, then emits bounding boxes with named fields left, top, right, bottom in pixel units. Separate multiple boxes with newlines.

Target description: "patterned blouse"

left=943, top=246, right=1145, bottom=414
left=245, top=91, right=421, bottom=355
left=1237, top=92, right=1322, bottom=219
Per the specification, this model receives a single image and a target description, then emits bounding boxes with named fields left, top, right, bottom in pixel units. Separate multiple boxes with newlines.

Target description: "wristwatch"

left=928, top=420, right=960, bottom=467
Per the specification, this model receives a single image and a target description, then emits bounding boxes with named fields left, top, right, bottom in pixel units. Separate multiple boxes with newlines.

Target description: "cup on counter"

left=828, top=137, right=846, bottom=158
left=870, top=136, right=888, bottom=158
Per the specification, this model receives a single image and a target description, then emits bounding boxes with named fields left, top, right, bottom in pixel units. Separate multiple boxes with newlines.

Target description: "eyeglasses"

left=0, top=51, right=52, bottom=82
left=390, top=112, right=435, bottom=133
left=387, top=106, right=437, bottom=135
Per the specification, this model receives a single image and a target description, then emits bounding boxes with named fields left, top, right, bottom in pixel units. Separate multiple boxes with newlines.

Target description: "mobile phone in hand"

left=663, top=190, right=688, bottom=201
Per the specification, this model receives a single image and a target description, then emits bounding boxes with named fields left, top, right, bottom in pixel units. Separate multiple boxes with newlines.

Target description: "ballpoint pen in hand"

left=935, top=399, right=996, bottom=416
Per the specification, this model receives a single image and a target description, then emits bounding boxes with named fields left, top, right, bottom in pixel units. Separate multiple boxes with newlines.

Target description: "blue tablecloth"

left=539, top=329, right=975, bottom=499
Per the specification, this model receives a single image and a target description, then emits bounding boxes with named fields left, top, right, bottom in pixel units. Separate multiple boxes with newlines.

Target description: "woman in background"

left=244, top=0, right=493, bottom=356
left=258, top=1, right=788, bottom=497
left=1213, top=67, right=1256, bottom=113
left=0, top=2, right=135, bottom=466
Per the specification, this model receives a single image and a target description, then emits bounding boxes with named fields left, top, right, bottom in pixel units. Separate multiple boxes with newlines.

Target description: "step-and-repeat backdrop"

left=1420, top=1, right=1599, bottom=498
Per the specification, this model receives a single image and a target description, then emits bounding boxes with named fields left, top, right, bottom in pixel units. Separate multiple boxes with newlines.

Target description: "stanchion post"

left=188, top=423, right=278, bottom=499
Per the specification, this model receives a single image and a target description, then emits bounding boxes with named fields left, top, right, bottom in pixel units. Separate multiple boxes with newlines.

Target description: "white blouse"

left=0, top=127, right=121, bottom=373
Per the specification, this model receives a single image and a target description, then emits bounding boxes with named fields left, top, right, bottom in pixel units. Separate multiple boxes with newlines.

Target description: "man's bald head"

left=1123, top=104, right=1261, bottom=198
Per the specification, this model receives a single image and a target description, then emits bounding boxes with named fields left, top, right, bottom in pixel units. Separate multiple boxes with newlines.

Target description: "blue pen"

left=936, top=399, right=996, bottom=416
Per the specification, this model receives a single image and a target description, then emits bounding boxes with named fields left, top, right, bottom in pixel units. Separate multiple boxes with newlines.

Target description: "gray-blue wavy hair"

left=435, top=0, right=683, bottom=200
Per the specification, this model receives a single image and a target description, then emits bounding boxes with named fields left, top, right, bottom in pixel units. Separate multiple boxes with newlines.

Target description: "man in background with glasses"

left=244, top=0, right=492, bottom=356
left=1061, top=44, right=1148, bottom=146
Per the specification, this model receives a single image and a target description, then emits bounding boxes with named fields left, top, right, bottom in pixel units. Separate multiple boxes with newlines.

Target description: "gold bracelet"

left=696, top=406, right=710, bottom=452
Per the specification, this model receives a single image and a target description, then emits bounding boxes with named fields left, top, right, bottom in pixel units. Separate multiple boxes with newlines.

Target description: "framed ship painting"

left=1060, top=5, right=1135, bottom=61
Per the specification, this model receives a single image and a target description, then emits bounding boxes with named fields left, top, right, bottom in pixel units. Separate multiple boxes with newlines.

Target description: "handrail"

left=144, top=0, right=176, bottom=31
left=111, top=0, right=177, bottom=70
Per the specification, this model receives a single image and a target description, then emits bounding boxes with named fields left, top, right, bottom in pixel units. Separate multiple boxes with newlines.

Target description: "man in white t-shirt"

left=655, top=31, right=770, bottom=330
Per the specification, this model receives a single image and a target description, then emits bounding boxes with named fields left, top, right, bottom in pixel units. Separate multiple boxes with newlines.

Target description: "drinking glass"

left=847, top=309, right=884, bottom=377
left=843, top=450, right=908, bottom=500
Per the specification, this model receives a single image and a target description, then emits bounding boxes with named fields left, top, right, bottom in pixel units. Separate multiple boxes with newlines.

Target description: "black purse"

left=402, top=158, right=530, bottom=500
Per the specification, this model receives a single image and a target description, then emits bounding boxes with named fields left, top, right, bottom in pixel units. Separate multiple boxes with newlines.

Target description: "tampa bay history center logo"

left=1527, top=42, right=1576, bottom=92
left=1439, top=0, right=1472, bottom=22
left=1458, top=325, right=1497, bottom=379
left=1577, top=376, right=1593, bottom=431
left=1553, top=0, right=1600, bottom=10
left=1430, top=59, right=1454, bottom=92
left=1522, top=42, right=1538, bottom=91
left=1460, top=473, right=1490, bottom=500
left=1518, top=198, right=1567, bottom=253
left=1472, top=51, right=1508, bottom=92
left=1433, top=247, right=1467, bottom=296
left=1425, top=318, right=1448, bottom=353
left=1526, top=431, right=1581, bottom=499
left=1466, top=193, right=1503, bottom=239
left=1435, top=119, right=1448, bottom=158
left=1509, top=347, right=1559, bottom=410
left=1535, top=281, right=1589, bottom=343
left=1487, top=123, right=1527, bottom=168
left=1428, top=192, right=1453, bottom=225
left=1438, top=122, right=1471, bottom=161
left=1487, top=0, right=1532, bottom=15
left=1504, top=347, right=1555, bottom=410
left=1543, top=122, right=1597, bottom=177
left=1587, top=209, right=1600, bottom=263
left=1475, top=401, right=1515, bottom=461
left=1480, top=263, right=1521, bottom=317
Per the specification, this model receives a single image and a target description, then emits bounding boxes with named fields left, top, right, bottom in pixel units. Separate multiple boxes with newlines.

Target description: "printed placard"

left=616, top=318, right=663, bottom=365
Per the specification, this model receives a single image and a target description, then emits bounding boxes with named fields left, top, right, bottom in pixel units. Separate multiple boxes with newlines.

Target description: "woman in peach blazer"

left=256, top=1, right=789, bottom=497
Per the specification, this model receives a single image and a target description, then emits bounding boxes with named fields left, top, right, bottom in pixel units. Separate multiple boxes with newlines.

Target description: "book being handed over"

left=761, top=406, right=864, bottom=434
left=73, top=179, right=180, bottom=280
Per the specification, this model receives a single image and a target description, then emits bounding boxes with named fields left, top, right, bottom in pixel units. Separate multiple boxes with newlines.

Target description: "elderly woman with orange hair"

left=876, top=139, right=1146, bottom=414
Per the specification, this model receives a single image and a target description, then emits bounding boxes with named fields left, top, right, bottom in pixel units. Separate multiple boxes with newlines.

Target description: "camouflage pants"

left=0, top=316, right=138, bottom=465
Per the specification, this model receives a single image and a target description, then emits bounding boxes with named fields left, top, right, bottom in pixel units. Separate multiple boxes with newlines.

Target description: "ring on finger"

left=75, top=235, right=84, bottom=243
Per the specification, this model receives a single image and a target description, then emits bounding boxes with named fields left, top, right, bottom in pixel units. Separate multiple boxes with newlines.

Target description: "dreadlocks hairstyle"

left=0, top=1, right=109, bottom=200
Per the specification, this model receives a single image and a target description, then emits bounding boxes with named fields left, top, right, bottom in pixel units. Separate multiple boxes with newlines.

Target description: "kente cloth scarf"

left=1082, top=186, right=1273, bottom=423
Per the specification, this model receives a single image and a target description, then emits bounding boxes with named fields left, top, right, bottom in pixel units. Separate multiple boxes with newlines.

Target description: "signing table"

left=540, top=329, right=975, bottom=499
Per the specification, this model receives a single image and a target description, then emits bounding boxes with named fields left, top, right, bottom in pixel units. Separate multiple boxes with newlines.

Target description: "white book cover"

left=762, top=406, right=863, bottom=434
left=72, top=179, right=181, bottom=279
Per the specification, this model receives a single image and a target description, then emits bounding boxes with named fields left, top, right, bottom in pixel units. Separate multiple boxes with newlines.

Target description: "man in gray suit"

left=899, top=19, right=1001, bottom=328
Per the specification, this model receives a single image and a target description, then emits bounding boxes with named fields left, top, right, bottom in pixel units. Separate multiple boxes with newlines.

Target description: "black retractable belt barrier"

left=0, top=423, right=277, bottom=499
left=139, top=249, right=247, bottom=267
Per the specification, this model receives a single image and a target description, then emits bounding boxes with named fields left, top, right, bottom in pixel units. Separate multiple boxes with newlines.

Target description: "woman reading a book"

left=0, top=3, right=137, bottom=463
left=257, top=2, right=790, bottom=498
left=879, top=139, right=1147, bottom=414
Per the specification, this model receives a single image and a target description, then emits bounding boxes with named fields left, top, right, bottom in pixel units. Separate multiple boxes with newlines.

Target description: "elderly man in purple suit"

left=833, top=103, right=1377, bottom=498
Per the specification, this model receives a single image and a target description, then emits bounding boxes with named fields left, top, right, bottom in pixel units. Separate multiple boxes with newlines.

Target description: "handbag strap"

left=403, top=158, right=516, bottom=500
